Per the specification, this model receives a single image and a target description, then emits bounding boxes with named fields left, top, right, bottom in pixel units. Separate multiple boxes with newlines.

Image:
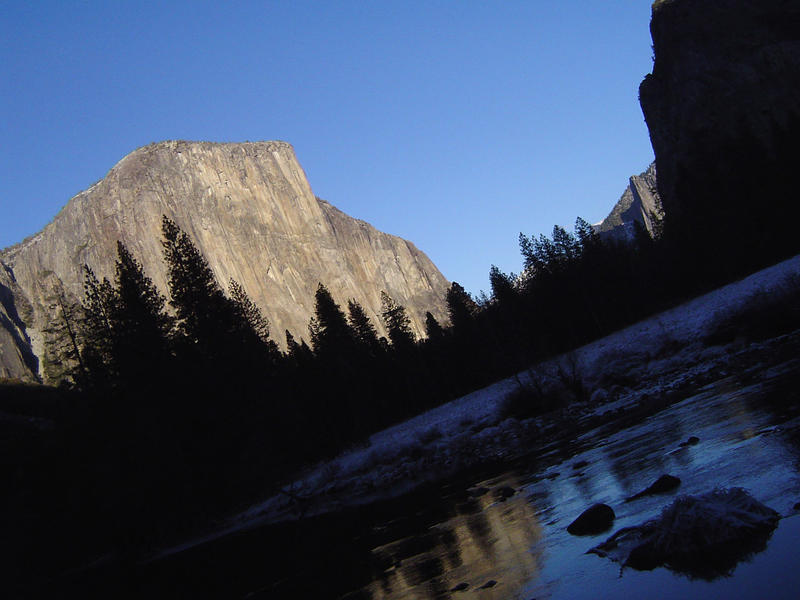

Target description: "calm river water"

left=64, top=357, right=800, bottom=599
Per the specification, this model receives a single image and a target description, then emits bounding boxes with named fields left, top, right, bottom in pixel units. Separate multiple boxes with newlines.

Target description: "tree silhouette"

left=229, top=278, right=280, bottom=368
left=44, top=280, right=87, bottom=386
left=574, top=216, right=600, bottom=252
left=78, top=266, right=115, bottom=387
left=111, top=242, right=174, bottom=387
left=308, top=283, right=355, bottom=357
left=347, top=299, right=382, bottom=355
left=161, top=216, right=231, bottom=357
left=489, top=265, right=517, bottom=305
left=229, top=279, right=270, bottom=343
left=424, top=311, right=445, bottom=341
left=446, top=282, right=478, bottom=332
left=380, top=291, right=416, bottom=350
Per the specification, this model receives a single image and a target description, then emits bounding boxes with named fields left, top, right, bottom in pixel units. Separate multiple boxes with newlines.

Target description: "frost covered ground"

left=159, top=255, right=800, bottom=558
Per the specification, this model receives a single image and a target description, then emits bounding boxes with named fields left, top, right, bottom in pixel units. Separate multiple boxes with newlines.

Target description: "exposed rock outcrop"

left=595, top=162, right=662, bottom=241
left=0, top=141, right=450, bottom=383
left=640, top=0, right=800, bottom=255
left=0, top=262, right=39, bottom=382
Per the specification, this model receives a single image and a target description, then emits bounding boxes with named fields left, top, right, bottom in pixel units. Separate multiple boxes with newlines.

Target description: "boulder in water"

left=591, top=488, right=780, bottom=579
left=567, top=503, right=616, bottom=536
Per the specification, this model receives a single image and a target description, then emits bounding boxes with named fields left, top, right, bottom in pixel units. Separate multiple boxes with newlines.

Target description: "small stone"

left=478, top=580, right=497, bottom=589
left=567, top=503, right=616, bottom=536
left=450, top=582, right=469, bottom=592
left=680, top=436, right=700, bottom=447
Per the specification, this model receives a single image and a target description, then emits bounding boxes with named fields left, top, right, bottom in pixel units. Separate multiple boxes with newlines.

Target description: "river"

left=59, top=355, right=800, bottom=599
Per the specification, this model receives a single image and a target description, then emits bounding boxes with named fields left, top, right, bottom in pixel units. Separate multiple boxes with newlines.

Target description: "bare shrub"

left=500, top=368, right=566, bottom=419
left=556, top=352, right=589, bottom=402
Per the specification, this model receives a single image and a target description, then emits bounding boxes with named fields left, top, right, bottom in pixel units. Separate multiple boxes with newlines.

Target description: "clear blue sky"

left=1, top=1, right=655, bottom=296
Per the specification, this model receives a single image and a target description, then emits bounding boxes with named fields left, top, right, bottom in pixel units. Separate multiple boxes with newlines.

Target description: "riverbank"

left=152, top=254, right=800, bottom=558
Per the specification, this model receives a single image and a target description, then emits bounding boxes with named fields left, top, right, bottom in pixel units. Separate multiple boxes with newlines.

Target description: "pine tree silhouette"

left=347, top=299, right=382, bottom=355
left=380, top=291, right=416, bottom=350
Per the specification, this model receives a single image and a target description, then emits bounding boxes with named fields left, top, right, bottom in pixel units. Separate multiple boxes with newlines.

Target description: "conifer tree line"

left=56, top=216, right=461, bottom=548
left=45, top=176, right=800, bottom=558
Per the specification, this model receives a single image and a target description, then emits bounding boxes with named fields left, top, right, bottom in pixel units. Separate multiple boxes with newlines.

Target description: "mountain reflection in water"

left=363, top=481, right=542, bottom=599
left=54, top=357, right=800, bottom=599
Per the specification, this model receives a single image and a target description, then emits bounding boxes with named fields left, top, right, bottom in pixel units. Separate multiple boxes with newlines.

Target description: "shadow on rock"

left=590, top=488, right=779, bottom=580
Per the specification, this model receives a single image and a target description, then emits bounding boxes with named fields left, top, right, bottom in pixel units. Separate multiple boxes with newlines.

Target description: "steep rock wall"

left=640, top=0, right=800, bottom=247
left=595, top=162, right=662, bottom=241
left=0, top=141, right=450, bottom=382
left=0, top=262, right=39, bottom=381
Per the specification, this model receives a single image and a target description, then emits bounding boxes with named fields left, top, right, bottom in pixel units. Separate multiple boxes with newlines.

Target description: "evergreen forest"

left=4, top=152, right=800, bottom=583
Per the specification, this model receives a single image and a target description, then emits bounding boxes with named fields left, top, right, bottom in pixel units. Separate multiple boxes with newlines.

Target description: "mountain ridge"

left=0, top=140, right=451, bottom=383
left=595, top=162, right=662, bottom=241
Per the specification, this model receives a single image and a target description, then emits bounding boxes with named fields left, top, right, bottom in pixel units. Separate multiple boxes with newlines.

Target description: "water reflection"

left=54, top=358, right=800, bottom=599
left=363, top=480, right=544, bottom=599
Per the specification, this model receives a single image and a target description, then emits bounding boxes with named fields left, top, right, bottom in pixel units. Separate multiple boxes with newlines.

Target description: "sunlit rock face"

left=0, top=262, right=38, bottom=381
left=0, top=141, right=450, bottom=383
left=640, top=0, right=800, bottom=239
left=595, top=162, right=662, bottom=241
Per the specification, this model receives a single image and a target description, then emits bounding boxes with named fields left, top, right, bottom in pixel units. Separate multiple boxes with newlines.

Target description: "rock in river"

left=591, top=487, right=780, bottom=579
left=567, top=503, right=616, bottom=536
left=626, top=474, right=681, bottom=502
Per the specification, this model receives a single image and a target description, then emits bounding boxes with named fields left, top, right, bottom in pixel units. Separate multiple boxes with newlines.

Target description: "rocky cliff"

left=595, top=162, right=662, bottom=241
left=0, top=141, right=450, bottom=383
left=640, top=0, right=800, bottom=244
left=0, top=261, right=38, bottom=381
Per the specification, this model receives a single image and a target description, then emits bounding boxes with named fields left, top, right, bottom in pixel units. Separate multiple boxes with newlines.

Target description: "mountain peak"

left=0, top=141, right=450, bottom=383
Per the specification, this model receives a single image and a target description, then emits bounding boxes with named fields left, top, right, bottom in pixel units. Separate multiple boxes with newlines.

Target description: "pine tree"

left=424, top=311, right=445, bottom=341
left=347, top=299, right=381, bottom=354
left=519, top=232, right=533, bottom=270
left=285, top=330, right=309, bottom=362
left=534, top=234, right=558, bottom=274
left=285, top=330, right=299, bottom=354
left=161, top=216, right=230, bottom=352
left=80, top=265, right=115, bottom=385
left=229, top=279, right=270, bottom=343
left=489, top=265, right=517, bottom=305
left=229, top=278, right=281, bottom=364
left=552, top=225, right=578, bottom=264
left=380, top=291, right=416, bottom=349
left=160, top=215, right=261, bottom=382
left=111, top=242, right=173, bottom=385
left=308, top=283, right=354, bottom=356
left=284, top=329, right=314, bottom=374
left=43, top=280, right=87, bottom=386
left=75, top=244, right=174, bottom=391
left=574, top=217, right=600, bottom=253
left=446, top=282, right=478, bottom=332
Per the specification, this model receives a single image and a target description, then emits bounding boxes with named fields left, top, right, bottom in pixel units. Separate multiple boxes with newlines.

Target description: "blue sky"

left=1, top=1, right=655, bottom=296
